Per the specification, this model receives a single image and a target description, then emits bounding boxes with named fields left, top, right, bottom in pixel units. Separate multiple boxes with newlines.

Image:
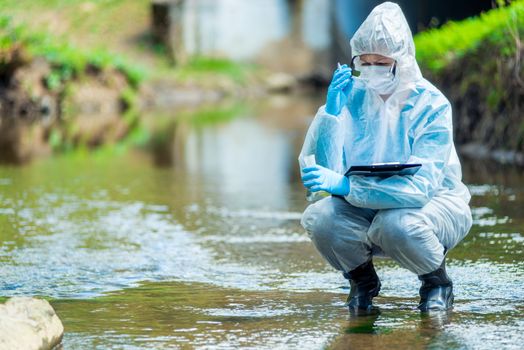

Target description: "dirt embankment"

left=425, top=35, right=524, bottom=164
left=0, top=48, right=137, bottom=164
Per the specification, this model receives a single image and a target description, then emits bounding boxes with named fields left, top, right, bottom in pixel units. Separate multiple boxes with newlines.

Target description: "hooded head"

left=350, top=2, right=422, bottom=87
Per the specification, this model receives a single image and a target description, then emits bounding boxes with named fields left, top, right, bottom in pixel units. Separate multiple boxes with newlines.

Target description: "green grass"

left=414, top=0, right=524, bottom=74
left=0, top=0, right=150, bottom=52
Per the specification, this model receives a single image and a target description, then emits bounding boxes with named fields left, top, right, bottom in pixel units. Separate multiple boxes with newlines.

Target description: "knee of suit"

left=301, top=197, right=338, bottom=242
left=368, top=209, right=433, bottom=249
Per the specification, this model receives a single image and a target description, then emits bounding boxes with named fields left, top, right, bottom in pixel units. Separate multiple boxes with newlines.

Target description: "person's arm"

left=344, top=101, right=452, bottom=209
left=298, top=104, right=348, bottom=174
left=299, top=64, right=353, bottom=174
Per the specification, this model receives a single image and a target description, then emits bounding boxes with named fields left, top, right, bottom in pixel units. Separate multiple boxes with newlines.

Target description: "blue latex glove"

left=301, top=165, right=349, bottom=196
left=325, top=64, right=353, bottom=116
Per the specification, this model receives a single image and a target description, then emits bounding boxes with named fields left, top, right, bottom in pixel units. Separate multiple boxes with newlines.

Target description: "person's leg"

left=301, top=196, right=381, bottom=313
left=367, top=192, right=472, bottom=275
left=301, top=195, right=377, bottom=273
left=367, top=192, right=473, bottom=310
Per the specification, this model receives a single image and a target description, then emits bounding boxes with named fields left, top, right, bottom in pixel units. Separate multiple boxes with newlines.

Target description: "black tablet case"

left=344, top=163, right=422, bottom=177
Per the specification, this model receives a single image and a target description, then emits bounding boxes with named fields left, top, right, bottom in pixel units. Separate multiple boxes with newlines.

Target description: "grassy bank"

left=414, top=1, right=524, bottom=159
left=0, top=12, right=147, bottom=162
left=0, top=16, right=145, bottom=89
left=415, top=1, right=523, bottom=74
left=0, top=0, right=153, bottom=69
left=0, top=0, right=257, bottom=88
left=0, top=0, right=260, bottom=163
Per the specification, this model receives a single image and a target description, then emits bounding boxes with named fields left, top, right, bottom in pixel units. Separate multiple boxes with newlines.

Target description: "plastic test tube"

left=302, top=155, right=325, bottom=202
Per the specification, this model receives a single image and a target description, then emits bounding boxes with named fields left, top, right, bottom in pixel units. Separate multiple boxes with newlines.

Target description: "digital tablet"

left=344, top=163, right=422, bottom=177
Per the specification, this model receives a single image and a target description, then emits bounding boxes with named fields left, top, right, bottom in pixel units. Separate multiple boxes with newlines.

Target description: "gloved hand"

left=301, top=165, right=350, bottom=196
left=325, top=64, right=353, bottom=116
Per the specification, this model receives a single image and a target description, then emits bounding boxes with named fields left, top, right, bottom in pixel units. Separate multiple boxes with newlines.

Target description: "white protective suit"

left=299, top=2, right=473, bottom=275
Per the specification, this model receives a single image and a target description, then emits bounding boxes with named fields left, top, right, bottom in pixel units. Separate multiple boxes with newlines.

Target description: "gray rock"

left=0, top=297, right=64, bottom=350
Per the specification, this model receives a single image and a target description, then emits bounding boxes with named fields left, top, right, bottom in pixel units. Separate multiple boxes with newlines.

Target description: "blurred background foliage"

left=415, top=0, right=523, bottom=73
left=0, top=0, right=522, bottom=163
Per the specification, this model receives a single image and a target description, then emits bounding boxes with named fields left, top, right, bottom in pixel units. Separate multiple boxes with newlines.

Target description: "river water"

left=0, top=95, right=523, bottom=349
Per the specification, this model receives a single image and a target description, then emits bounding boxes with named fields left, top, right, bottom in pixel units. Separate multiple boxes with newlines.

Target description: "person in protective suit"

left=299, top=2, right=473, bottom=313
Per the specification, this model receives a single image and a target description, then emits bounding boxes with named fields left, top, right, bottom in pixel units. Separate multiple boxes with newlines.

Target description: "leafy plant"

left=414, top=0, right=524, bottom=73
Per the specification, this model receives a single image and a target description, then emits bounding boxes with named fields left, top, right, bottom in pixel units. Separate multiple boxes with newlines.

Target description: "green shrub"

left=414, top=1, right=524, bottom=73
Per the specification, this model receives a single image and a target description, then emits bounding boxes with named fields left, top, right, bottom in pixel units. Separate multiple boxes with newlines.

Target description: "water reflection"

left=332, top=309, right=490, bottom=350
left=186, top=117, right=293, bottom=208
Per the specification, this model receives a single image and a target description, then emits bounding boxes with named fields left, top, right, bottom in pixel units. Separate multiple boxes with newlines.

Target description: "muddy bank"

left=0, top=54, right=138, bottom=164
left=414, top=3, right=524, bottom=165
left=0, top=60, right=306, bottom=164
left=0, top=15, right=142, bottom=164
left=139, top=70, right=313, bottom=111
left=425, top=40, right=524, bottom=165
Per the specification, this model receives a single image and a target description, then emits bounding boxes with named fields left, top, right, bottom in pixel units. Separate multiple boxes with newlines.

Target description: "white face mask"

left=359, top=65, right=399, bottom=95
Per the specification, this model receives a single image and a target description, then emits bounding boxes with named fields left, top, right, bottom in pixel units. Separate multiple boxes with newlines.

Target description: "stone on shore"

left=0, top=297, right=64, bottom=350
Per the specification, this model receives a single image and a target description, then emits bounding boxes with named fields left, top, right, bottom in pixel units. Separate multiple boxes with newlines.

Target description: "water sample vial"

left=301, top=154, right=325, bottom=202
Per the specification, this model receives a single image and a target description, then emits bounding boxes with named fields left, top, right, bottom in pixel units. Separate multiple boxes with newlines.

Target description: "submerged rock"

left=0, top=297, right=64, bottom=350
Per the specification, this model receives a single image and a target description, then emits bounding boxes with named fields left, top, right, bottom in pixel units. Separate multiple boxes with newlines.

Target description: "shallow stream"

left=1, top=95, right=523, bottom=349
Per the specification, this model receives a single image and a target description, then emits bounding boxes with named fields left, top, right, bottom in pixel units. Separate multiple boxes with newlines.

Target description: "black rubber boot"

left=343, top=260, right=381, bottom=315
left=418, top=259, right=454, bottom=312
